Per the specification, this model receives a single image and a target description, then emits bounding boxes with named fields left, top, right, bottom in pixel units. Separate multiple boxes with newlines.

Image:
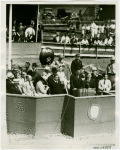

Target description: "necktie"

left=104, top=80, right=105, bottom=85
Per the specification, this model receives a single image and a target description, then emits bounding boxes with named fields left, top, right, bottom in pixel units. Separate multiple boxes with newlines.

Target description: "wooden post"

left=8, top=4, right=12, bottom=70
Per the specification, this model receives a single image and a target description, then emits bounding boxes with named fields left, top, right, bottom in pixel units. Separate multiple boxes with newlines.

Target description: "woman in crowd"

left=57, top=65, right=68, bottom=93
left=32, top=63, right=39, bottom=80
left=36, top=74, right=50, bottom=96
left=25, top=62, right=33, bottom=76
left=22, top=75, right=37, bottom=96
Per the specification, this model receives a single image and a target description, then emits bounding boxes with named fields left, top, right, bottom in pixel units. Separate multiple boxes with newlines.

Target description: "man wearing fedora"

left=6, top=72, right=22, bottom=94
left=71, top=53, right=83, bottom=75
left=107, top=56, right=116, bottom=76
left=106, top=56, right=116, bottom=90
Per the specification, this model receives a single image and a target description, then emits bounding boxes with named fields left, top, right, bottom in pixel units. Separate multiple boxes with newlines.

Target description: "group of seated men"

left=6, top=54, right=115, bottom=96
left=53, top=32, right=115, bottom=46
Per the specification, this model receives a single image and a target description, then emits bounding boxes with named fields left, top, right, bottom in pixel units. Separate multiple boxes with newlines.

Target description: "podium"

left=73, top=88, right=95, bottom=97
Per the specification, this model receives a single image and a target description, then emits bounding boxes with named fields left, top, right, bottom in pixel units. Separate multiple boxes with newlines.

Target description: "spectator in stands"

left=22, top=75, right=37, bottom=96
left=104, top=24, right=109, bottom=37
left=25, top=62, right=33, bottom=76
left=18, top=23, right=25, bottom=42
left=100, top=39, right=105, bottom=46
left=86, top=24, right=91, bottom=35
left=93, top=37, right=99, bottom=45
left=61, top=33, right=70, bottom=44
left=32, top=63, right=39, bottom=86
left=54, top=32, right=60, bottom=43
left=71, top=53, right=82, bottom=75
left=94, top=23, right=98, bottom=38
left=88, top=35, right=94, bottom=45
left=98, top=73, right=111, bottom=94
left=109, top=23, right=115, bottom=36
left=85, top=72, right=95, bottom=89
left=82, top=24, right=86, bottom=37
left=70, top=34, right=78, bottom=45
left=107, top=56, right=116, bottom=76
left=60, top=33, right=66, bottom=43
left=55, top=54, right=66, bottom=67
left=36, top=74, right=50, bottom=95
left=108, top=36, right=113, bottom=46
left=48, top=67, right=65, bottom=94
left=97, top=38, right=103, bottom=46
left=91, top=21, right=96, bottom=38
left=81, top=37, right=89, bottom=46
left=30, top=20, right=35, bottom=29
left=70, top=67, right=82, bottom=95
left=6, top=72, right=22, bottom=94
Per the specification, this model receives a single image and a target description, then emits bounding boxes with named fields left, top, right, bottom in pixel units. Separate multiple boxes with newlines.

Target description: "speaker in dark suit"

left=71, top=53, right=82, bottom=75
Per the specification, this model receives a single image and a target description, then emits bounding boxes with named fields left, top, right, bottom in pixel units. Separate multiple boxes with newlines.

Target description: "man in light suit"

left=98, top=73, right=111, bottom=94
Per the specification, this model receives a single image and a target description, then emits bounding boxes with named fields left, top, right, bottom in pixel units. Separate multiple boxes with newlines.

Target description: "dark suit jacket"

left=70, top=74, right=82, bottom=95
left=85, top=78, right=95, bottom=89
left=71, top=59, right=82, bottom=74
left=6, top=79, right=22, bottom=94
left=48, top=75, right=64, bottom=95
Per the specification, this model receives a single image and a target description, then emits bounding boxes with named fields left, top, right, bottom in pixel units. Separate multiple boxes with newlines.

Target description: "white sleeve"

left=107, top=80, right=111, bottom=91
left=36, top=81, right=47, bottom=94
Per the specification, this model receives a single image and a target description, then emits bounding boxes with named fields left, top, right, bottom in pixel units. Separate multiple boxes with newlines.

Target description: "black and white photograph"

left=1, top=1, right=119, bottom=149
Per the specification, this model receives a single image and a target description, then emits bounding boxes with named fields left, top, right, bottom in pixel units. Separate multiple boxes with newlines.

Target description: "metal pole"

left=96, top=45, right=98, bottom=67
left=36, top=5, right=39, bottom=42
left=8, top=4, right=12, bottom=70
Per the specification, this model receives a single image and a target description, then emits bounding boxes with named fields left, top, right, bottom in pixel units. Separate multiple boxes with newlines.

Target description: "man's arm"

left=71, top=61, right=74, bottom=74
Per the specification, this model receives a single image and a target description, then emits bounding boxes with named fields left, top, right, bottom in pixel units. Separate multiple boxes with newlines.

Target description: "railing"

left=42, top=42, right=115, bottom=57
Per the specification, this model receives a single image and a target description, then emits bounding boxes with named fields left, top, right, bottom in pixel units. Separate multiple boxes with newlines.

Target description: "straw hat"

left=7, top=72, right=14, bottom=79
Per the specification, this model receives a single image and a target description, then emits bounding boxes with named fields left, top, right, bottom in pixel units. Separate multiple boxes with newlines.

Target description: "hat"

left=52, top=67, right=58, bottom=73
left=110, top=56, right=115, bottom=61
left=92, top=67, right=97, bottom=71
left=75, top=53, right=80, bottom=57
left=32, top=63, right=37, bottom=67
left=7, top=72, right=14, bottom=79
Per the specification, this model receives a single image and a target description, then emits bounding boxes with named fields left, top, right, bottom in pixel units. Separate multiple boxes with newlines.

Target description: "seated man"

left=81, top=37, right=89, bottom=46
left=85, top=72, right=95, bottom=89
left=6, top=72, right=22, bottom=94
left=47, top=67, right=65, bottom=94
left=98, top=73, right=111, bottom=94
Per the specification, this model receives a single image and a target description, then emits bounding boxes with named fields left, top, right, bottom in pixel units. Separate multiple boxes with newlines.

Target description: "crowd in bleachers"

left=6, top=20, right=37, bottom=42
left=53, top=22, right=115, bottom=46
left=6, top=54, right=115, bottom=96
left=6, top=20, right=115, bottom=46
